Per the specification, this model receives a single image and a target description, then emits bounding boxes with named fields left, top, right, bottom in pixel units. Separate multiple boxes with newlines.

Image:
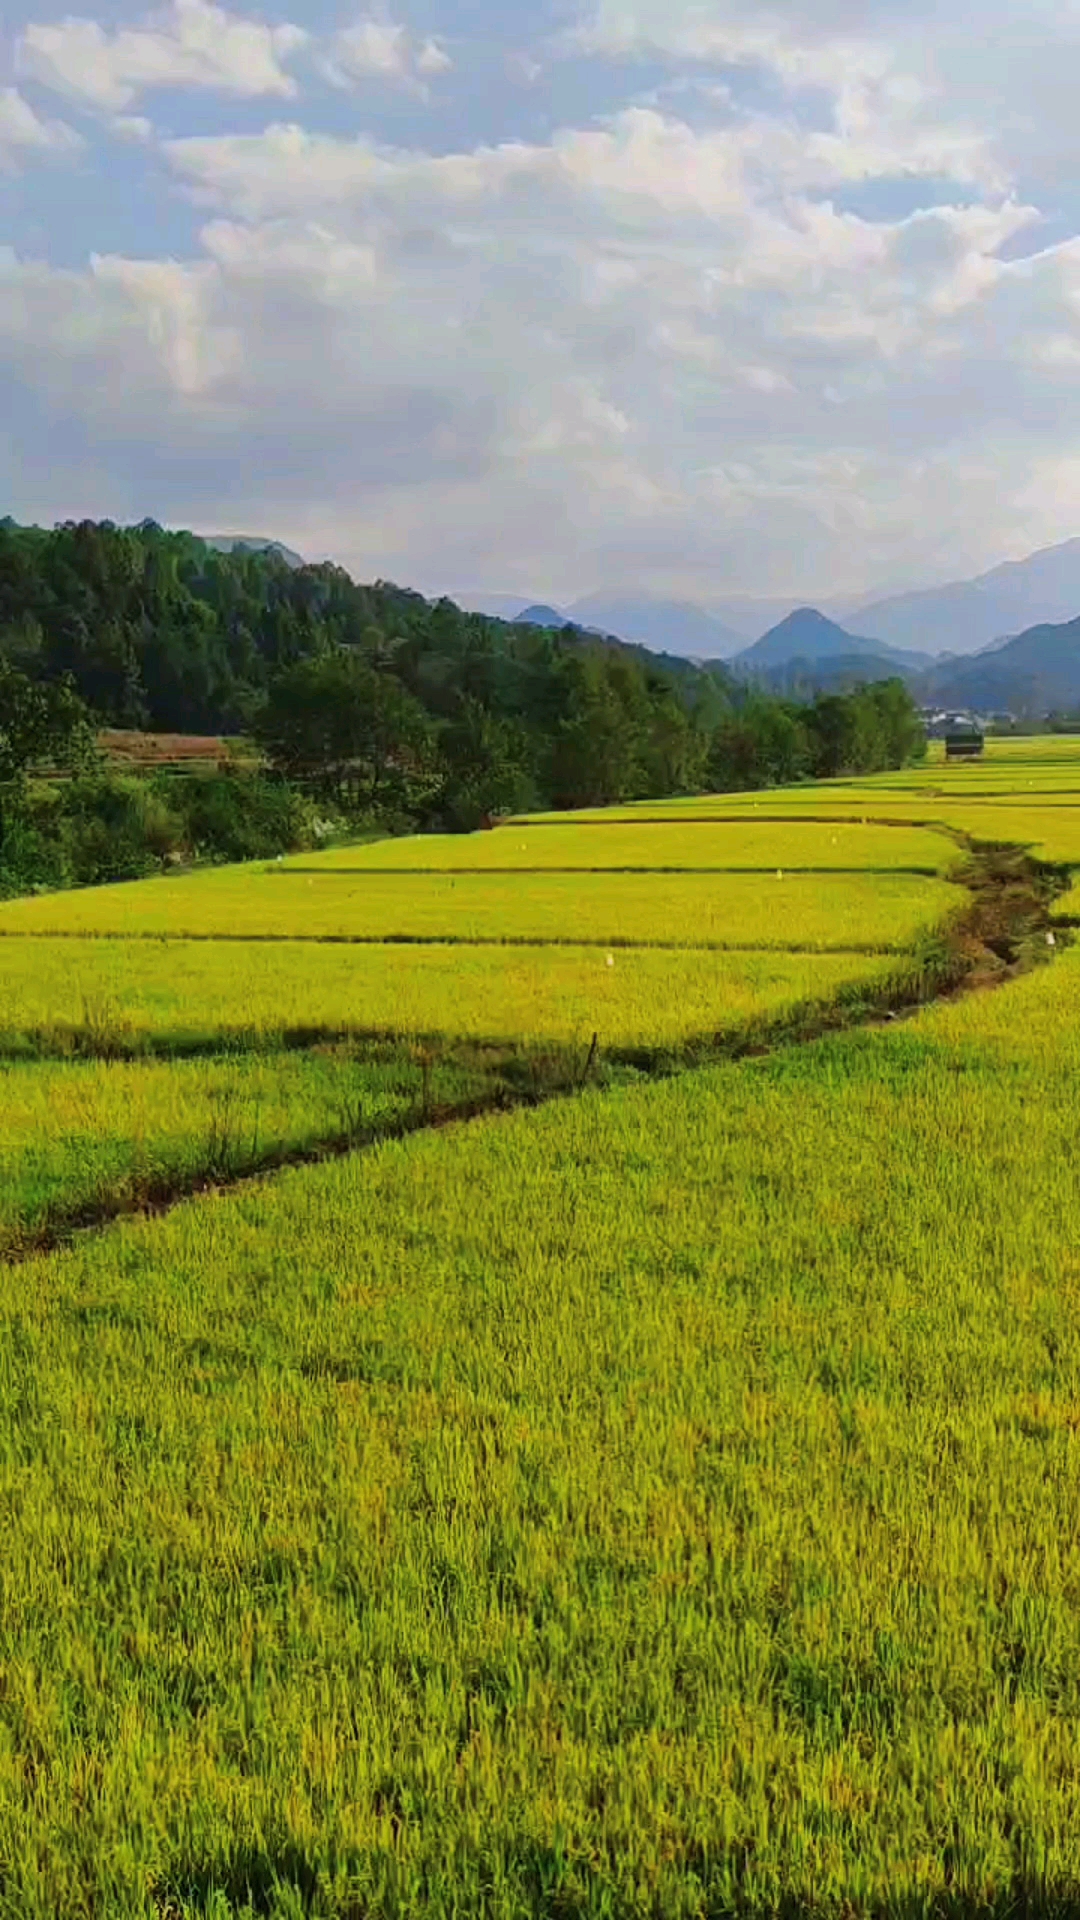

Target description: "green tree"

left=252, top=650, right=435, bottom=814
left=547, top=652, right=643, bottom=808
left=435, top=698, right=533, bottom=831
left=0, top=661, right=94, bottom=844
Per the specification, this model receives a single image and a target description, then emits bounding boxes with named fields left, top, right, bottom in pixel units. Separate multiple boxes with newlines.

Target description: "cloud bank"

left=3, top=0, right=1080, bottom=601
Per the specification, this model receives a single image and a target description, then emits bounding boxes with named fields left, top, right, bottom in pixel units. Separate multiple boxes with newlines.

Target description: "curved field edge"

left=0, top=834, right=1062, bottom=1281
left=0, top=945, right=943, bottom=1263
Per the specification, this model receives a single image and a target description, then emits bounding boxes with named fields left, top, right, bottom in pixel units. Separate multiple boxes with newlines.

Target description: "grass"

left=4, top=733, right=1080, bottom=1916
left=0, top=865, right=963, bottom=951
left=0, top=940, right=906, bottom=1053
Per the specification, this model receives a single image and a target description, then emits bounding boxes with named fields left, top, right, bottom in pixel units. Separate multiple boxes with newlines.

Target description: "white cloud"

left=416, top=39, right=453, bottom=77
left=323, top=21, right=410, bottom=83
left=5, top=96, right=1079, bottom=596
left=0, top=86, right=81, bottom=169
left=17, top=0, right=307, bottom=112
left=111, top=114, right=156, bottom=141
left=318, top=17, right=452, bottom=91
left=569, top=0, right=1080, bottom=192
left=8, top=3, right=1080, bottom=597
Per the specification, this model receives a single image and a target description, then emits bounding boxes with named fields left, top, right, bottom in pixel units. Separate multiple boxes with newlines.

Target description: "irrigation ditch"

left=0, top=829, right=1071, bottom=1269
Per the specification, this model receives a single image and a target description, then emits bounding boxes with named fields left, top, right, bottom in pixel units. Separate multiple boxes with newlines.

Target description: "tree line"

left=0, top=517, right=926, bottom=889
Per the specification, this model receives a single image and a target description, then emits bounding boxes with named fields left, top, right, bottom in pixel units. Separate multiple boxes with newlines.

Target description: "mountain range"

left=849, top=540, right=1080, bottom=656
left=198, top=531, right=1080, bottom=713
left=733, top=604, right=1080, bottom=713
left=924, top=615, right=1080, bottom=714
left=456, top=536, right=1080, bottom=664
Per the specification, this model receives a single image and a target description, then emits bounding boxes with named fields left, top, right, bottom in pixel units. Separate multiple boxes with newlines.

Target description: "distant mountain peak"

left=515, top=603, right=572, bottom=629
left=736, top=607, right=892, bottom=668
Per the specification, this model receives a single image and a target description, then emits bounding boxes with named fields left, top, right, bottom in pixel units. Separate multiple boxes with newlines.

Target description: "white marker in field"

left=606, top=953, right=615, bottom=968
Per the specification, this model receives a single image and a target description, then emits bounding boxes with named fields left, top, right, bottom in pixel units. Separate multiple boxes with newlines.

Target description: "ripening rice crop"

left=0, top=865, right=964, bottom=951
left=0, top=1047, right=490, bottom=1252
left=2, top=735, right=1077, bottom=1916
left=5, top=950, right=1080, bottom=1913
left=282, top=818, right=957, bottom=875
left=0, top=937, right=907, bottom=1053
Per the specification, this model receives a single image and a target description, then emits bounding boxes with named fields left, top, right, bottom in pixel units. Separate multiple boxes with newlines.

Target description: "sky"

left=4, top=0, right=1080, bottom=606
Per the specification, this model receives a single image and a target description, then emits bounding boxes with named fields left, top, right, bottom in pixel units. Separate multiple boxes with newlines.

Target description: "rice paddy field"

left=0, top=938, right=904, bottom=1054
left=0, top=865, right=961, bottom=951
left=6, top=737, right=1080, bottom=1916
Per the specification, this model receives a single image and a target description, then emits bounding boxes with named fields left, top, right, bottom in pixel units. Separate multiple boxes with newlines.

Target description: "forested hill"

left=0, top=518, right=926, bottom=825
left=0, top=515, right=714, bottom=736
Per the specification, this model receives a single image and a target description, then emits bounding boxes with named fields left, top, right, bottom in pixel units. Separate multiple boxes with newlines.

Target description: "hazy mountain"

left=927, top=613, right=1080, bottom=713
left=854, top=538, right=1080, bottom=657
left=203, top=535, right=306, bottom=568
left=515, top=603, right=573, bottom=629
left=706, top=592, right=868, bottom=637
left=443, top=590, right=544, bottom=619
left=734, top=607, right=931, bottom=673
left=565, top=591, right=744, bottom=660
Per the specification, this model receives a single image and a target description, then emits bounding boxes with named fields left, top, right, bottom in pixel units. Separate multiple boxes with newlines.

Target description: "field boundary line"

left=275, top=863, right=947, bottom=878
left=0, top=929, right=917, bottom=954
left=505, top=812, right=945, bottom=828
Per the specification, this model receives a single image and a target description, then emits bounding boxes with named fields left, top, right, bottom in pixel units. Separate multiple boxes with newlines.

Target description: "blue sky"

left=3, top=0, right=1080, bottom=605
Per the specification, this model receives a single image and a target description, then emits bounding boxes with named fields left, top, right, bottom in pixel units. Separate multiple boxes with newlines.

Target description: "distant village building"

left=920, top=708, right=998, bottom=751
left=944, top=718, right=985, bottom=759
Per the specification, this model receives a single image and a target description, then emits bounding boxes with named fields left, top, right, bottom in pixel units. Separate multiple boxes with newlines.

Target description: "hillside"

left=927, top=612, right=1080, bottom=713
left=746, top=652, right=918, bottom=698
left=0, top=518, right=928, bottom=885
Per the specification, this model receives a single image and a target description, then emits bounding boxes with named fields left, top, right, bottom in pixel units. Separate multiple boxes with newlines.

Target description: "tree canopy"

left=0, top=518, right=927, bottom=834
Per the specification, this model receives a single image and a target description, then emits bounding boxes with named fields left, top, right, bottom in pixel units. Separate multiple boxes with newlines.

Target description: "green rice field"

left=5, top=737, right=1080, bottom=1916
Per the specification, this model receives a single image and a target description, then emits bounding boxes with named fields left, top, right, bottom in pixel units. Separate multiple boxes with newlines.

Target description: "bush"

left=159, top=773, right=317, bottom=864
left=59, top=776, right=185, bottom=884
left=0, top=770, right=327, bottom=899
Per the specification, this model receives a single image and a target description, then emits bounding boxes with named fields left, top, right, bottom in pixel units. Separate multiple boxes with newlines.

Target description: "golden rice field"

left=0, top=937, right=903, bottom=1053
left=0, top=863, right=962, bottom=950
left=281, top=818, right=956, bottom=873
left=0, top=1046, right=494, bottom=1256
left=4, top=736, right=1080, bottom=1916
